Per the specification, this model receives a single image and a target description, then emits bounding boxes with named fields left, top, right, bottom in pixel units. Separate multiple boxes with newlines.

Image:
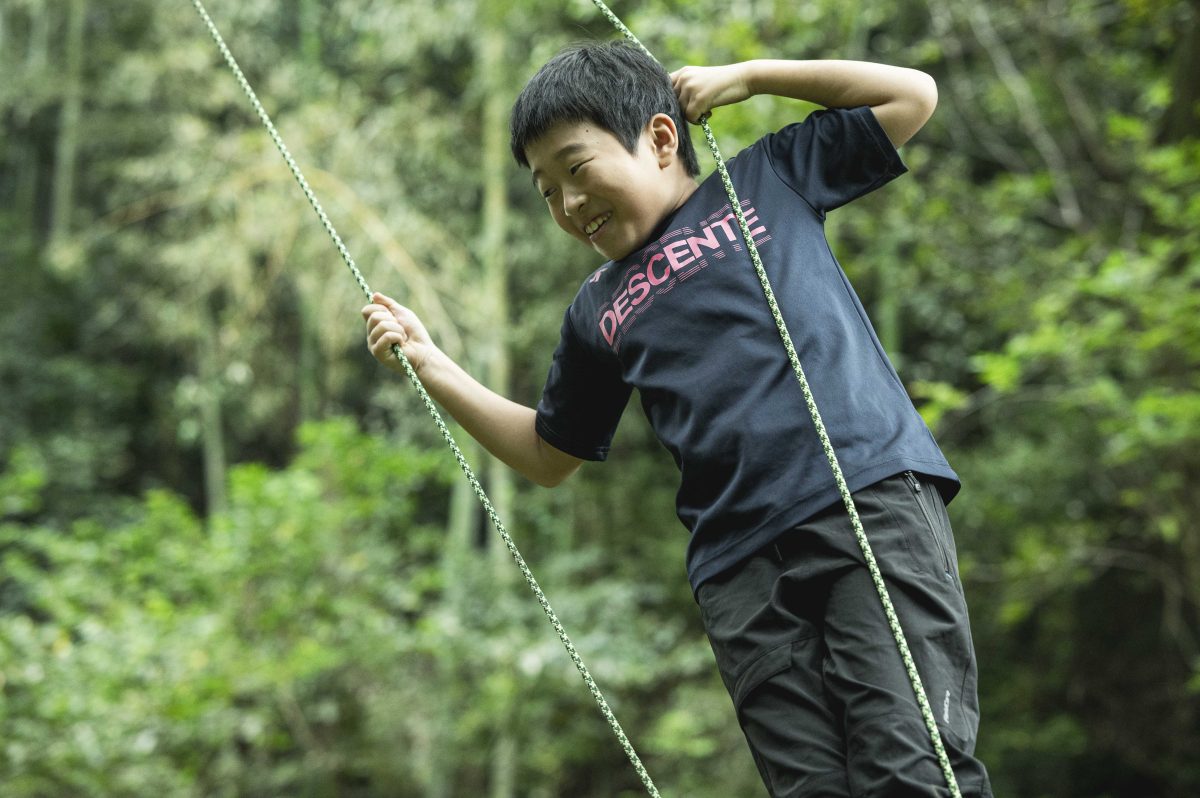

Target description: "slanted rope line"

left=587, top=2, right=962, bottom=795
left=187, top=2, right=661, bottom=795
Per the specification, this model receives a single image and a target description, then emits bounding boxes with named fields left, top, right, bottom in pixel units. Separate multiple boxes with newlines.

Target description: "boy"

left=363, top=41, right=992, bottom=797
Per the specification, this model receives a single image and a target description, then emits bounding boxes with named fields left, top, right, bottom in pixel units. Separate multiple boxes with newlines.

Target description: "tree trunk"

left=26, top=2, right=48, bottom=70
left=199, top=310, right=228, bottom=516
left=13, top=139, right=37, bottom=235
left=297, top=294, right=321, bottom=422
left=443, top=420, right=481, bottom=611
left=489, top=727, right=518, bottom=798
left=1156, top=0, right=1200, bottom=143
left=478, top=26, right=518, bottom=798
left=299, top=0, right=320, bottom=66
left=479, top=29, right=514, bottom=579
left=50, top=0, right=85, bottom=242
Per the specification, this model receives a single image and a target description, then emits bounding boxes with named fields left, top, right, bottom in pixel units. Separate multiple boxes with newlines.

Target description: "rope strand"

left=188, top=2, right=660, bottom=794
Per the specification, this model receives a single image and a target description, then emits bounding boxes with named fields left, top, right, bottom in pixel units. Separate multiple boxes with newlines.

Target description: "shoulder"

left=560, top=264, right=617, bottom=353
left=765, top=105, right=897, bottom=161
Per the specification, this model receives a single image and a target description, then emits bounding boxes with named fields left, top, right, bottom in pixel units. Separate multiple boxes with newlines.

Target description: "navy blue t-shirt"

left=535, top=105, right=960, bottom=594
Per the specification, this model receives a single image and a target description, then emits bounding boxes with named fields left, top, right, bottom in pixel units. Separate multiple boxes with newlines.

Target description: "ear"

left=644, top=113, right=680, bottom=168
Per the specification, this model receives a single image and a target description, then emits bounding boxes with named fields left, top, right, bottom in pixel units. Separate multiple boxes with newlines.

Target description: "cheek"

left=550, top=210, right=571, bottom=233
left=546, top=203, right=566, bottom=227
left=549, top=206, right=584, bottom=240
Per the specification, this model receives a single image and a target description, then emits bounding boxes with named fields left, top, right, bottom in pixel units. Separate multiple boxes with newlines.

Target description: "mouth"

left=583, top=212, right=612, bottom=240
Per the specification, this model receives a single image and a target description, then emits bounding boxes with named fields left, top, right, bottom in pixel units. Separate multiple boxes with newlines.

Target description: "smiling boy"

left=364, top=41, right=992, bottom=797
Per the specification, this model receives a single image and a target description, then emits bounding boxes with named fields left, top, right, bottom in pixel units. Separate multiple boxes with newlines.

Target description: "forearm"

left=744, top=59, right=937, bottom=147
left=672, top=58, right=936, bottom=146
left=741, top=59, right=935, bottom=111
left=417, top=349, right=554, bottom=487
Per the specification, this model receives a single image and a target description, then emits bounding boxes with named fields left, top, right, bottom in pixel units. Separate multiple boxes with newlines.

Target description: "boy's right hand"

left=670, top=63, right=753, bottom=124
left=362, top=292, right=439, bottom=378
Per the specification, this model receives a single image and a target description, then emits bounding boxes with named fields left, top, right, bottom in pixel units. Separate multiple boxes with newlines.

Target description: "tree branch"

left=958, top=0, right=1086, bottom=230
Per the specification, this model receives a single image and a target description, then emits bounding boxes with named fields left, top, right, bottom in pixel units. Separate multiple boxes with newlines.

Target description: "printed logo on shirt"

left=597, top=199, right=771, bottom=352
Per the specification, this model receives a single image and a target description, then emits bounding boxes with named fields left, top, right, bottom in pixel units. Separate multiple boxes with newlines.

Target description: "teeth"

left=584, top=213, right=611, bottom=236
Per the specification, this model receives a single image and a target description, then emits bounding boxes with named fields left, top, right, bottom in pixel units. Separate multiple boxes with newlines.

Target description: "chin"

left=596, top=239, right=634, bottom=261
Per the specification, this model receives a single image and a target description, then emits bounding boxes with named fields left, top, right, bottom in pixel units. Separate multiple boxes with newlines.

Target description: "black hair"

left=510, top=40, right=700, bottom=177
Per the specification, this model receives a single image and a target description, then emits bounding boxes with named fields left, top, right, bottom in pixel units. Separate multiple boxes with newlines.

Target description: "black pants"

left=696, top=472, right=993, bottom=797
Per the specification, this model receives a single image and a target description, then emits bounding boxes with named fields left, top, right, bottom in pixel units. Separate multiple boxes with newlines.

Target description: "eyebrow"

left=530, top=142, right=589, bottom=187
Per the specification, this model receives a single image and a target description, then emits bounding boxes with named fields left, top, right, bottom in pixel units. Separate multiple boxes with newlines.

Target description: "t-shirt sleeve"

left=534, top=306, right=632, bottom=461
left=765, top=105, right=908, bottom=214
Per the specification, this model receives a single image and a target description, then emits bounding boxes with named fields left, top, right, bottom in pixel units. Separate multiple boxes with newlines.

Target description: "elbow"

left=533, top=458, right=582, bottom=488
left=882, top=70, right=938, bottom=147
left=534, top=468, right=562, bottom=489
left=536, top=464, right=577, bottom=489
left=531, top=429, right=583, bottom=488
left=915, top=70, right=938, bottom=120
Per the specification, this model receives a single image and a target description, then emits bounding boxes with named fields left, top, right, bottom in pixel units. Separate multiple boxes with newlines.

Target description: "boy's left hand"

left=670, top=64, right=752, bottom=124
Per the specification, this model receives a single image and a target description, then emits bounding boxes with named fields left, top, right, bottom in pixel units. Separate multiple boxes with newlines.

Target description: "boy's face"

left=527, top=116, right=693, bottom=262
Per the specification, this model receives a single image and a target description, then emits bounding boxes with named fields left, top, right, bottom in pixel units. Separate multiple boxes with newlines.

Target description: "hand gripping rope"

left=190, top=0, right=959, bottom=794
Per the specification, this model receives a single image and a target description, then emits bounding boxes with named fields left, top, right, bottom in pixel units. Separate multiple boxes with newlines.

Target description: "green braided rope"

left=588, top=2, right=962, bottom=795
left=188, top=2, right=661, bottom=795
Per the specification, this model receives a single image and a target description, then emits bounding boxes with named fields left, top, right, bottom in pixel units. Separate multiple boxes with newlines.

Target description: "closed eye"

left=569, top=159, right=592, bottom=175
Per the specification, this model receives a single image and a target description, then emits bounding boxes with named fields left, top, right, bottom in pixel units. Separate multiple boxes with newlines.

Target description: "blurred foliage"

left=0, top=420, right=750, bottom=796
left=2, top=0, right=1199, bottom=795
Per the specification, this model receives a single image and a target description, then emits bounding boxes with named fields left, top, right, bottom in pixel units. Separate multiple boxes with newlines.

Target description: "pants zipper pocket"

left=903, top=471, right=953, bottom=579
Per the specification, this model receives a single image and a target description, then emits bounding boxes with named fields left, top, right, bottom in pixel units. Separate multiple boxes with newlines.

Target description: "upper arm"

left=766, top=106, right=909, bottom=212
left=534, top=306, right=632, bottom=470
left=869, top=73, right=938, bottom=148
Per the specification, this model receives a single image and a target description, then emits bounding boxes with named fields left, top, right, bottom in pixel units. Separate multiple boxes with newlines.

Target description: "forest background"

left=2, top=0, right=1198, bottom=795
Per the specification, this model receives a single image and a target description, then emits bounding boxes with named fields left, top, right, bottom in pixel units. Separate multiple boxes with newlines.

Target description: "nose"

left=561, top=184, right=587, bottom=217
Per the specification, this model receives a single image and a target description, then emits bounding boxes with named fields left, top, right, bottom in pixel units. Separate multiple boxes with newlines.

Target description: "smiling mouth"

left=584, top=212, right=612, bottom=239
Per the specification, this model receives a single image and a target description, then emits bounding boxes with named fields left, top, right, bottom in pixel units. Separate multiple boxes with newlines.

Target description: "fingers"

left=362, top=306, right=396, bottom=330
left=670, top=64, right=747, bottom=124
left=362, top=293, right=410, bottom=362
left=362, top=292, right=400, bottom=319
left=369, top=327, right=409, bottom=367
left=372, top=291, right=401, bottom=311
left=362, top=297, right=415, bottom=346
left=362, top=291, right=435, bottom=374
left=367, top=313, right=406, bottom=348
left=670, top=67, right=707, bottom=124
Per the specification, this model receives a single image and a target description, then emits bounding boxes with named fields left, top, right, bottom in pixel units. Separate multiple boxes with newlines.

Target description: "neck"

left=668, top=175, right=700, bottom=213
